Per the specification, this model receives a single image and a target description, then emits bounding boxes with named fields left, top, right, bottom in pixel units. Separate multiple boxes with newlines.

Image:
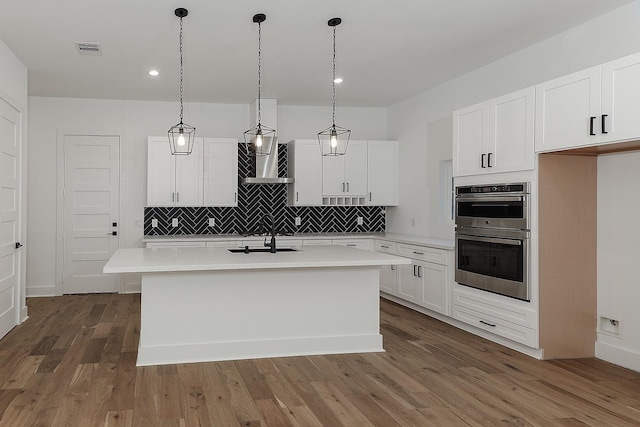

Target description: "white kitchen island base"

left=103, top=245, right=411, bottom=366
left=139, top=267, right=382, bottom=366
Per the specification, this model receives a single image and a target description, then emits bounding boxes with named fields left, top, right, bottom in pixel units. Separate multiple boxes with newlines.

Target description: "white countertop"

left=104, top=244, right=412, bottom=274
left=142, top=232, right=454, bottom=250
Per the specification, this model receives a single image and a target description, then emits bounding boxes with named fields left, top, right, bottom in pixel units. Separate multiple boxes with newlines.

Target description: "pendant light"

left=318, top=17, right=350, bottom=156
left=168, top=8, right=195, bottom=155
left=244, top=13, right=276, bottom=157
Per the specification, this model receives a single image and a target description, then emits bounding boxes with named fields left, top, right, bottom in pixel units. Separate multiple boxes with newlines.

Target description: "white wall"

left=387, top=0, right=640, bottom=239
left=0, top=38, right=28, bottom=322
left=26, top=97, right=386, bottom=295
left=597, top=152, right=640, bottom=372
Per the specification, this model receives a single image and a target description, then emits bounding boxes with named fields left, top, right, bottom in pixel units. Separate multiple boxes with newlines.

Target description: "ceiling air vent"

left=75, top=42, right=102, bottom=55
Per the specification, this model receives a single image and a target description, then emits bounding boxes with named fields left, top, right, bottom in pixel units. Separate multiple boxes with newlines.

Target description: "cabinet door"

left=489, top=87, right=535, bottom=173
left=344, top=141, right=368, bottom=196
left=147, top=137, right=175, bottom=206
left=398, top=263, right=421, bottom=304
left=601, top=53, right=640, bottom=143
left=174, top=139, right=203, bottom=206
left=367, top=141, right=398, bottom=205
left=203, top=138, right=238, bottom=207
left=289, top=140, right=323, bottom=206
left=535, top=67, right=601, bottom=152
left=453, top=102, right=488, bottom=176
left=417, top=260, right=447, bottom=315
left=380, top=265, right=398, bottom=295
left=322, top=153, right=346, bottom=196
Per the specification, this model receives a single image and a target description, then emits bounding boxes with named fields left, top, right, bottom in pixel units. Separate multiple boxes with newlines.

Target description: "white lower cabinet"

left=451, top=287, right=536, bottom=347
left=375, top=240, right=398, bottom=295
left=332, top=239, right=374, bottom=251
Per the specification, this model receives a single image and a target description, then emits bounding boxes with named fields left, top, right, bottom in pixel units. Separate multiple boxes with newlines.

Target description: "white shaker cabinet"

left=147, top=136, right=203, bottom=206
left=367, top=141, right=398, bottom=206
left=287, top=139, right=323, bottom=206
left=375, top=240, right=399, bottom=296
left=601, top=53, right=640, bottom=143
left=323, top=140, right=368, bottom=197
left=203, top=138, right=238, bottom=207
left=454, top=87, right=534, bottom=176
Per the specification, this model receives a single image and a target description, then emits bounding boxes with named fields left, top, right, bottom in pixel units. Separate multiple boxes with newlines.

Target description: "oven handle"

left=457, top=234, right=523, bottom=246
left=456, top=196, right=523, bottom=203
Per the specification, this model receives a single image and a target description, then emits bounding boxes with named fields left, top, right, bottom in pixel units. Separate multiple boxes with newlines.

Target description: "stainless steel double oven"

left=455, top=183, right=530, bottom=301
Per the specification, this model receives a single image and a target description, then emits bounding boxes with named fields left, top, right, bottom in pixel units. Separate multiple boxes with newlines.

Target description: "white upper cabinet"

left=147, top=136, right=203, bottom=206
left=287, top=139, right=323, bottom=206
left=601, top=53, right=640, bottom=143
left=203, top=138, right=238, bottom=207
left=323, top=140, right=368, bottom=197
left=536, top=52, right=640, bottom=152
left=367, top=140, right=398, bottom=206
left=535, top=67, right=601, bottom=152
left=454, top=87, right=534, bottom=176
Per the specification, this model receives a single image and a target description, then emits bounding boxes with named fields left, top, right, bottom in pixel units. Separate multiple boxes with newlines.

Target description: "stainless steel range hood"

left=241, top=138, right=294, bottom=184
left=241, top=98, right=294, bottom=184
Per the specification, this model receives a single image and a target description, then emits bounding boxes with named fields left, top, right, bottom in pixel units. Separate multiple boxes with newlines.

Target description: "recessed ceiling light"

left=334, top=77, right=343, bottom=84
left=149, top=70, right=159, bottom=76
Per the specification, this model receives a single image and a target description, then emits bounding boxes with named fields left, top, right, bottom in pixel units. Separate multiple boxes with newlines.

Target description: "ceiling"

left=0, top=0, right=634, bottom=107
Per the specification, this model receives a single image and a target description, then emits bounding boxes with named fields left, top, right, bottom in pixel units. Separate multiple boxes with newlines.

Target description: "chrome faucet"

left=262, top=214, right=277, bottom=253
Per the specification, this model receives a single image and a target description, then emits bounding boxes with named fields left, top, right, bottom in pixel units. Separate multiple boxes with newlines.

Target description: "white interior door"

left=0, top=98, right=21, bottom=337
left=63, top=135, right=120, bottom=293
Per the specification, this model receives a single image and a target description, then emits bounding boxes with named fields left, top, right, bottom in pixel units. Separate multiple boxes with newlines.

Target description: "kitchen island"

left=104, top=244, right=411, bottom=366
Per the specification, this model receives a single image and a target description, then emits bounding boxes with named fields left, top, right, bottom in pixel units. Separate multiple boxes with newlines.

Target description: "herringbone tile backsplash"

left=144, top=143, right=386, bottom=236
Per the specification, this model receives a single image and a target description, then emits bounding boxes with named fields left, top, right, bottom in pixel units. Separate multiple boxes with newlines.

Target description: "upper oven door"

left=455, top=194, right=528, bottom=230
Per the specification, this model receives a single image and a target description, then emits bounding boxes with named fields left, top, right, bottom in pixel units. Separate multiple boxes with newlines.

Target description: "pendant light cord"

left=179, top=16, right=184, bottom=124
left=332, top=25, right=336, bottom=127
left=257, top=20, right=262, bottom=124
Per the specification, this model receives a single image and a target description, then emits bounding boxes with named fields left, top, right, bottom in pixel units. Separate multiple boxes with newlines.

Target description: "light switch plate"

left=357, top=216, right=363, bottom=225
left=172, top=218, right=179, bottom=227
left=151, top=219, right=158, bottom=228
left=295, top=217, right=301, bottom=226
left=208, top=218, right=215, bottom=227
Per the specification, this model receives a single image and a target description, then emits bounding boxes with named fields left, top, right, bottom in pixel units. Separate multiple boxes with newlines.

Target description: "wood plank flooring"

left=0, top=294, right=638, bottom=426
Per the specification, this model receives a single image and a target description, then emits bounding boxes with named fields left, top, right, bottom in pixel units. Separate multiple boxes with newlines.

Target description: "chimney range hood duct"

left=241, top=139, right=294, bottom=184
left=241, top=98, right=294, bottom=184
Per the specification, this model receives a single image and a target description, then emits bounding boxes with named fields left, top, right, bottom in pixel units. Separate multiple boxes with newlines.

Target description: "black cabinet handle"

left=413, top=265, right=417, bottom=276
left=487, top=152, right=493, bottom=168
left=602, top=114, right=608, bottom=134
left=111, top=231, right=118, bottom=236
left=479, top=320, right=496, bottom=327
left=481, top=153, right=486, bottom=168
left=590, top=116, right=596, bottom=135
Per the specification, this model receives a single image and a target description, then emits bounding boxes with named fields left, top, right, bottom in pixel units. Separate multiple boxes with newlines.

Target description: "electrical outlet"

left=208, top=218, right=215, bottom=227
left=151, top=219, right=158, bottom=228
left=295, top=217, right=301, bottom=226
left=172, top=218, right=179, bottom=227
left=357, top=216, right=363, bottom=225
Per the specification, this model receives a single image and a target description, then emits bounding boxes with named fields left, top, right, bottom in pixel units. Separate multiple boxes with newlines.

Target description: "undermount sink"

left=228, top=247, right=298, bottom=254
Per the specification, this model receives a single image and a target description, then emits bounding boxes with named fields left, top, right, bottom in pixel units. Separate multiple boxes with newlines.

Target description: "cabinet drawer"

left=302, top=239, right=333, bottom=245
left=452, top=288, right=536, bottom=329
left=333, top=239, right=374, bottom=251
left=375, top=240, right=397, bottom=254
left=206, top=240, right=243, bottom=248
left=452, top=304, right=536, bottom=347
left=397, top=244, right=447, bottom=264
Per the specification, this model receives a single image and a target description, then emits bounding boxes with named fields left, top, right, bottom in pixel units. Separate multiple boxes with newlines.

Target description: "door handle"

left=481, top=153, right=486, bottom=168
left=417, top=265, right=422, bottom=278
left=602, top=114, right=608, bottom=134
left=296, top=192, right=299, bottom=202
left=413, top=265, right=417, bottom=276
left=590, top=116, right=596, bottom=136
left=234, top=192, right=237, bottom=203
left=176, top=192, right=179, bottom=203
left=479, top=320, right=496, bottom=327
left=171, top=192, right=175, bottom=202
left=369, top=192, right=372, bottom=202
left=15, top=242, right=23, bottom=249
left=487, top=152, right=493, bottom=168
left=342, top=183, right=345, bottom=192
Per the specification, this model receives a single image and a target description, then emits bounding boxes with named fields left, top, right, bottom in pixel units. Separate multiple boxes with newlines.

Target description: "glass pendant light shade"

left=168, top=7, right=195, bottom=155
left=244, top=13, right=275, bottom=157
left=318, top=17, right=350, bottom=156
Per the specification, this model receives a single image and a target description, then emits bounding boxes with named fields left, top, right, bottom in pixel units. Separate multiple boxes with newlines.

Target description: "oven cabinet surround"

left=375, top=237, right=453, bottom=317
left=103, top=245, right=411, bottom=366
left=147, top=137, right=204, bottom=206
left=147, top=136, right=238, bottom=207
left=453, top=86, right=535, bottom=177
left=535, top=52, right=640, bottom=153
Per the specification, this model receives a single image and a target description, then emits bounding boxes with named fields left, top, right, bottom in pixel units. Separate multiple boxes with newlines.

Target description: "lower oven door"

left=455, top=231, right=529, bottom=301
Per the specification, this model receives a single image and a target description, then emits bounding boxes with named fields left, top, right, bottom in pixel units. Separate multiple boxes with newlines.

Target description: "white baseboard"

left=26, top=286, right=59, bottom=297
left=123, top=281, right=141, bottom=294
left=596, top=341, right=640, bottom=373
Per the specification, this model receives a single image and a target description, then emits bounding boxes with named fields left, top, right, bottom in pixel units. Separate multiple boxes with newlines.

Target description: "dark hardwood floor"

left=0, top=294, right=638, bottom=426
